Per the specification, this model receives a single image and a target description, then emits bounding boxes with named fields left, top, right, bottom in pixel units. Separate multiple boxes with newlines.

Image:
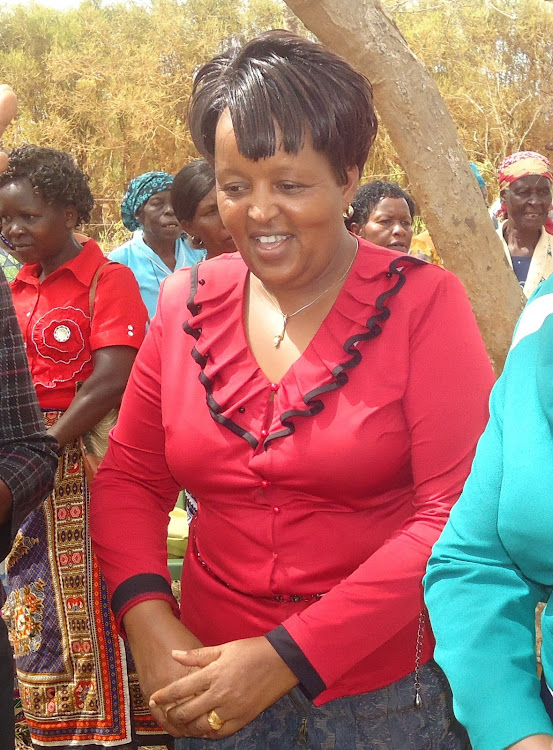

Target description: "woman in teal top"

left=110, top=171, right=205, bottom=318
left=425, top=274, right=553, bottom=750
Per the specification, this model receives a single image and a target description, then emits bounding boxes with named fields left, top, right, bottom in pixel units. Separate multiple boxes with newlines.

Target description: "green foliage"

left=0, top=0, right=552, bottom=246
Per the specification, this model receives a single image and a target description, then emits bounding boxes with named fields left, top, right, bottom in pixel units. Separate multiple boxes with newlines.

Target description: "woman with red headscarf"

left=495, top=151, right=553, bottom=297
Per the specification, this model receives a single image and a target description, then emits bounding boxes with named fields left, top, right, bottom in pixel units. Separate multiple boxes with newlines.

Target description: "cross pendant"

left=273, top=314, right=288, bottom=348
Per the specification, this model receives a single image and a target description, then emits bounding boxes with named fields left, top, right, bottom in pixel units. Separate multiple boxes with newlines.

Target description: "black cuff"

left=266, top=624, right=326, bottom=700
left=112, top=573, right=175, bottom=619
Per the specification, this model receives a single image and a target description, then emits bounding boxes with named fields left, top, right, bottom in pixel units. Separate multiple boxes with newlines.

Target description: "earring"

left=343, top=205, right=354, bottom=219
left=191, top=236, right=204, bottom=249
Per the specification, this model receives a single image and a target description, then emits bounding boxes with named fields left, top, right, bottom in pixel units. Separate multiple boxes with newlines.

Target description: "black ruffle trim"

left=183, top=261, right=202, bottom=336
left=182, top=256, right=424, bottom=451
left=264, top=255, right=425, bottom=448
left=183, top=263, right=259, bottom=449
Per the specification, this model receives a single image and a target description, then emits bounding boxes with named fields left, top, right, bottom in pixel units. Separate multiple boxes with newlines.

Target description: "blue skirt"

left=175, top=660, right=469, bottom=750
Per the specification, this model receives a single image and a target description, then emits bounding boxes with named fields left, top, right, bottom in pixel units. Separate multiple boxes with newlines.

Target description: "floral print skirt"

left=3, top=411, right=167, bottom=747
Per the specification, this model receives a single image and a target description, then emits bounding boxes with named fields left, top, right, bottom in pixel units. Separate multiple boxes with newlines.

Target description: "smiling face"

left=181, top=187, right=236, bottom=259
left=501, top=175, right=552, bottom=233
left=215, top=110, right=358, bottom=292
left=0, top=178, right=80, bottom=271
left=137, top=190, right=181, bottom=245
left=359, top=197, right=413, bottom=252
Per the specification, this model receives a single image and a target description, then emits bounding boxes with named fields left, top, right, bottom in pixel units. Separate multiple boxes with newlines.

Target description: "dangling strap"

left=79, top=260, right=119, bottom=483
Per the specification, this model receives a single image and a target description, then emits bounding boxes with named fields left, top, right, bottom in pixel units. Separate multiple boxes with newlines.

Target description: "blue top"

left=425, top=274, right=553, bottom=750
left=512, top=255, right=532, bottom=288
left=109, top=230, right=205, bottom=319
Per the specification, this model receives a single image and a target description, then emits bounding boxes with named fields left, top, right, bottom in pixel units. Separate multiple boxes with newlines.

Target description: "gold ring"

left=207, top=709, right=224, bottom=731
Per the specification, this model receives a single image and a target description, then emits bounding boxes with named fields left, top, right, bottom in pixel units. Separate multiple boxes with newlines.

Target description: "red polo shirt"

left=11, top=239, right=148, bottom=410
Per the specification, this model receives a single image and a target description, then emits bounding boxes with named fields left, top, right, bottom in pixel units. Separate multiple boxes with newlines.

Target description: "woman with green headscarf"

left=110, top=171, right=205, bottom=318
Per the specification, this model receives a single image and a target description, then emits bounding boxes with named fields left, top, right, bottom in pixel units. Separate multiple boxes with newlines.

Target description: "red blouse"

left=11, top=239, right=148, bottom=409
left=90, top=241, right=494, bottom=704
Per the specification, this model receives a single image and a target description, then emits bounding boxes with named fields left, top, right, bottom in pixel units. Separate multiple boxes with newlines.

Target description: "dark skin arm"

left=123, top=600, right=204, bottom=736
left=0, top=480, right=12, bottom=526
left=48, top=345, right=137, bottom=449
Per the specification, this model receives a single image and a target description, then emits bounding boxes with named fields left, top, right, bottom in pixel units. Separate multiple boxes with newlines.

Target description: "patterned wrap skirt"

left=2, top=411, right=168, bottom=747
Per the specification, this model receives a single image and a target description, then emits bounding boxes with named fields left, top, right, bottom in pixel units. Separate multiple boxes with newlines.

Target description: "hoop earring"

left=343, top=205, right=354, bottom=220
left=191, top=236, right=204, bottom=249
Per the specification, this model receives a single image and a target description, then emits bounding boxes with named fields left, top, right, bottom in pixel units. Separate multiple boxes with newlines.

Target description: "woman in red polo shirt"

left=0, top=146, right=158, bottom=749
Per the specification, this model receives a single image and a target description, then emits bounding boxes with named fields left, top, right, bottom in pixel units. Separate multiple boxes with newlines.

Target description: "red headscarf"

left=497, top=151, right=553, bottom=234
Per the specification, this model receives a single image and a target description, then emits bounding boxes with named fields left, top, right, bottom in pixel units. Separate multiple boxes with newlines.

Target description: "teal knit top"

left=425, top=274, right=553, bottom=750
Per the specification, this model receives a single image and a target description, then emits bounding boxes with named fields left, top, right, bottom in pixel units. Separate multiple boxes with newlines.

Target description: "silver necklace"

left=258, top=242, right=358, bottom=348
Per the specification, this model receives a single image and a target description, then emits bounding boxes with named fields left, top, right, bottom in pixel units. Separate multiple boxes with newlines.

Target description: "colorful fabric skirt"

left=3, top=411, right=168, bottom=747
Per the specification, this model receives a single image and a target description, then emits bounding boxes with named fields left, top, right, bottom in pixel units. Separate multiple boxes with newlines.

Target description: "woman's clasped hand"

left=149, top=638, right=298, bottom=737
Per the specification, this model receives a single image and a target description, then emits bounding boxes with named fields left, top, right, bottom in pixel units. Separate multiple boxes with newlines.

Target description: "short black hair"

left=188, top=30, right=378, bottom=185
left=171, top=160, right=215, bottom=223
left=346, top=181, right=415, bottom=229
left=0, top=145, right=94, bottom=225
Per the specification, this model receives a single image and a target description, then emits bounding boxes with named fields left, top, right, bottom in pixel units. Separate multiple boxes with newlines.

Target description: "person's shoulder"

left=509, top=275, right=553, bottom=353
left=203, top=251, right=244, bottom=271
left=108, top=239, right=133, bottom=263
left=91, top=258, right=147, bottom=327
left=167, top=251, right=245, bottom=290
left=176, top=235, right=206, bottom=265
left=160, top=253, right=246, bottom=317
left=358, top=237, right=447, bottom=283
left=98, top=256, right=143, bottom=291
left=358, top=239, right=468, bottom=318
left=530, top=273, right=553, bottom=300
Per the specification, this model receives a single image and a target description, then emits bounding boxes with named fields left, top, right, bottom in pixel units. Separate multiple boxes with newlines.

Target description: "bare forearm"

left=508, top=736, right=553, bottom=750
left=50, top=346, right=137, bottom=448
left=48, top=380, right=123, bottom=448
left=124, top=599, right=203, bottom=660
left=123, top=599, right=204, bottom=733
left=0, top=479, right=12, bottom=526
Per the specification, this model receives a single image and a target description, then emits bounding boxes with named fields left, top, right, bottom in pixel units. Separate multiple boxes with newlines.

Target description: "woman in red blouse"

left=0, top=146, right=160, bottom=748
left=91, top=32, right=494, bottom=749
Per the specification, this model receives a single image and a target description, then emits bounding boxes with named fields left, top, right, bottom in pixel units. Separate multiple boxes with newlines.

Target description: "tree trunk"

left=283, top=0, right=524, bottom=372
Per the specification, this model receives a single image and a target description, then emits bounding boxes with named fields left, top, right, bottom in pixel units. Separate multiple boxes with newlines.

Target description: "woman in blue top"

left=425, top=275, right=553, bottom=750
left=110, top=171, right=205, bottom=318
